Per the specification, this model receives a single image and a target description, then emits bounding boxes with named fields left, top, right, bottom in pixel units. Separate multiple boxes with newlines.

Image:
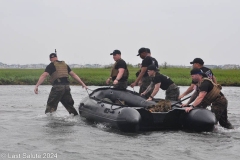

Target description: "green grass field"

left=0, top=68, right=240, bottom=86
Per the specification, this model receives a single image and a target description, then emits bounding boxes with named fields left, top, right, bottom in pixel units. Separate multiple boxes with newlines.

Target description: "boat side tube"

left=181, top=108, right=216, bottom=132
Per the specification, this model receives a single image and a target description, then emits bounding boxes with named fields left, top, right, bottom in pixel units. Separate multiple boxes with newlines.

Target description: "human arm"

left=178, top=83, right=195, bottom=99
left=130, top=67, right=147, bottom=88
left=212, top=75, right=217, bottom=84
left=141, top=82, right=154, bottom=96
left=34, top=72, right=49, bottom=94
left=69, top=71, right=87, bottom=89
left=106, top=77, right=112, bottom=85
left=185, top=91, right=207, bottom=112
left=181, top=90, right=198, bottom=107
left=113, top=68, right=124, bottom=85
left=147, top=83, right=160, bottom=101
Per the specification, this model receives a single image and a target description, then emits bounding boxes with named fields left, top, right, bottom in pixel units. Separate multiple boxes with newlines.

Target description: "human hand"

left=185, top=106, right=193, bottom=113
left=146, top=97, right=152, bottom=101
left=113, top=80, right=118, bottom=85
left=178, top=95, right=184, bottom=100
left=130, top=82, right=137, bottom=88
left=106, top=78, right=111, bottom=85
left=34, top=86, right=38, bottom=94
left=82, top=84, right=88, bottom=89
left=138, top=80, right=142, bottom=86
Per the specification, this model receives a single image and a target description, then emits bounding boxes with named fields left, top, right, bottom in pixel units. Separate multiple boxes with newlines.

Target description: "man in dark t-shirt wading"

left=130, top=47, right=158, bottom=98
left=179, top=58, right=217, bottom=101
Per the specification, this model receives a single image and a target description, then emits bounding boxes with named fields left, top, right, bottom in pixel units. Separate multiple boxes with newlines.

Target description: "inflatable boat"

left=78, top=87, right=216, bottom=132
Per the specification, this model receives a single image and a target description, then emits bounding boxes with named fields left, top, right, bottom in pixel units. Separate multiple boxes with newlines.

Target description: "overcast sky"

left=1, top=0, right=240, bottom=66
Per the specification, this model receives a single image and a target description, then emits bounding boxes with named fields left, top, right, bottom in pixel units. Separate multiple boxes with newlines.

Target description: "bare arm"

left=113, top=68, right=124, bottom=84
left=131, top=67, right=147, bottom=87
left=147, top=83, right=160, bottom=101
left=178, top=83, right=195, bottom=99
left=212, top=75, right=217, bottom=83
left=141, top=82, right=154, bottom=95
left=185, top=91, right=207, bottom=112
left=34, top=72, right=49, bottom=94
left=182, top=90, right=198, bottom=107
left=69, top=71, right=87, bottom=89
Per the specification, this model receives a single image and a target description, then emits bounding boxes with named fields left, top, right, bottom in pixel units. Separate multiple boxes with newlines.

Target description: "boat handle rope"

left=171, top=96, right=191, bottom=107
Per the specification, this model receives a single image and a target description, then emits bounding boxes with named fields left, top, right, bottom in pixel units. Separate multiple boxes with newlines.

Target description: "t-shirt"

left=198, top=80, right=213, bottom=93
left=152, top=72, right=174, bottom=90
left=198, top=79, right=224, bottom=96
left=45, top=61, right=71, bottom=84
left=141, top=56, right=158, bottom=77
left=112, top=59, right=128, bottom=81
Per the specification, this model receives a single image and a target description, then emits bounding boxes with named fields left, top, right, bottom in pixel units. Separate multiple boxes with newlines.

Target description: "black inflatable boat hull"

left=79, top=88, right=216, bottom=132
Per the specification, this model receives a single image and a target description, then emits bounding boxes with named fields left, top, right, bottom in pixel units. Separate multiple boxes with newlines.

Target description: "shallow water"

left=0, top=85, right=239, bottom=160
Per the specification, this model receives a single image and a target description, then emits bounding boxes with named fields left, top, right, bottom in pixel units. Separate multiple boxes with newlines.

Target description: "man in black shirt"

left=34, top=52, right=87, bottom=115
left=130, top=48, right=158, bottom=98
left=183, top=68, right=233, bottom=129
left=179, top=58, right=217, bottom=100
left=141, top=64, right=179, bottom=101
left=106, top=50, right=129, bottom=90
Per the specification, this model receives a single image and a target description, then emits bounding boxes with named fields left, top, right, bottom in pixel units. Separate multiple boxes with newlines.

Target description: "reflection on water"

left=0, top=85, right=239, bottom=160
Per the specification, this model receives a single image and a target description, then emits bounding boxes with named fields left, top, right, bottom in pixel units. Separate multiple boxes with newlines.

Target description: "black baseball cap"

left=49, top=53, right=57, bottom=58
left=145, top=48, right=151, bottom=53
left=190, top=58, right=204, bottom=65
left=110, top=50, right=121, bottom=55
left=147, top=64, right=159, bottom=71
left=137, top=47, right=147, bottom=56
left=190, top=68, right=204, bottom=75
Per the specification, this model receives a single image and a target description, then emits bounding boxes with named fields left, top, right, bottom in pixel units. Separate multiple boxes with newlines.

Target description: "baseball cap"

left=190, top=68, right=204, bottom=75
left=110, top=50, right=121, bottom=55
left=147, top=64, right=159, bottom=71
left=145, top=48, right=151, bottom=53
left=137, top=47, right=147, bottom=56
left=49, top=53, right=57, bottom=58
left=190, top=58, right=204, bottom=65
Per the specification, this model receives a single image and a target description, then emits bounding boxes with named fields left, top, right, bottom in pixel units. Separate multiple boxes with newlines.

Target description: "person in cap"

left=141, top=64, right=179, bottom=101
left=182, top=68, right=233, bottom=129
left=34, top=52, right=87, bottom=115
left=106, top=50, right=129, bottom=90
left=178, top=58, right=217, bottom=100
left=130, top=47, right=158, bottom=98
left=135, top=48, right=159, bottom=80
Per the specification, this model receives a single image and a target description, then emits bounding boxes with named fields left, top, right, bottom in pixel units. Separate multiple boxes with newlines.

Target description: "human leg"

left=211, top=97, right=233, bottom=129
left=60, top=85, right=78, bottom=115
left=45, top=85, right=65, bottom=114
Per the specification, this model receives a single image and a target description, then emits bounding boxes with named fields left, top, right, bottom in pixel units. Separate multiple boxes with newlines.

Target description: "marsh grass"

left=0, top=68, right=240, bottom=86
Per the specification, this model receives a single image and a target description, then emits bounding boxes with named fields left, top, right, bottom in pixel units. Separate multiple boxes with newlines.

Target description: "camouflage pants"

left=165, top=84, right=180, bottom=101
left=113, top=81, right=128, bottom=90
left=211, top=96, right=233, bottom=129
left=46, top=85, right=78, bottom=115
left=139, top=76, right=153, bottom=98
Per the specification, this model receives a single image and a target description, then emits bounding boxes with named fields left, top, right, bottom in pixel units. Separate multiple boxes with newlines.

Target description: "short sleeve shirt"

left=198, top=80, right=213, bottom=93
left=152, top=72, right=174, bottom=90
left=141, top=56, right=158, bottom=77
left=112, top=59, right=128, bottom=81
